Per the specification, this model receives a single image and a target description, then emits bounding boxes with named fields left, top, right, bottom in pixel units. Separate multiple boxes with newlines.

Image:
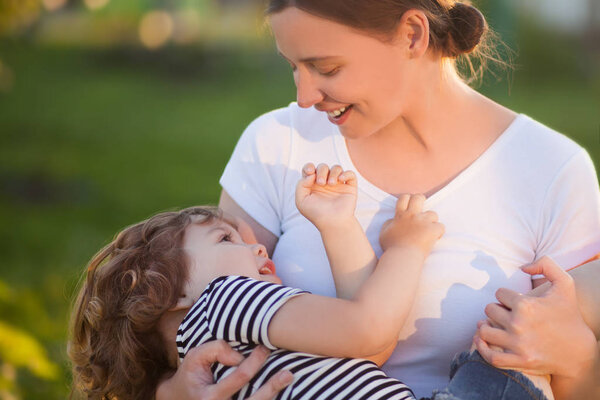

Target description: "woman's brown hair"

left=267, top=0, right=507, bottom=83
left=68, top=206, right=220, bottom=400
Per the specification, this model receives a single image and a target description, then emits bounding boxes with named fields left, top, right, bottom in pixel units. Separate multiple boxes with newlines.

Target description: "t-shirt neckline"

left=332, top=114, right=528, bottom=208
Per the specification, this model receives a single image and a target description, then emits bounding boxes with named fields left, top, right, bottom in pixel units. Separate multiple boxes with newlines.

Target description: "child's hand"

left=379, top=194, right=444, bottom=255
left=295, top=163, right=357, bottom=230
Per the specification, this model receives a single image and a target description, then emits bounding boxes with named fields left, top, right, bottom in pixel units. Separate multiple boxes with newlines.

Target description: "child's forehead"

left=188, top=217, right=238, bottom=235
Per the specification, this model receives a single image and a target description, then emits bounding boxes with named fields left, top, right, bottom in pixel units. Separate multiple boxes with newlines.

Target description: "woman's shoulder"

left=504, top=114, right=590, bottom=173
left=512, top=115, right=585, bottom=159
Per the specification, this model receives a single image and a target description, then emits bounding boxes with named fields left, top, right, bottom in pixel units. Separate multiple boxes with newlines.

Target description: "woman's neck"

left=363, top=66, right=480, bottom=151
left=344, top=64, right=516, bottom=196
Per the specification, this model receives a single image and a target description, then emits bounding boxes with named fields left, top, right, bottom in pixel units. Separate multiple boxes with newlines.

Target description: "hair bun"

left=446, top=2, right=487, bottom=57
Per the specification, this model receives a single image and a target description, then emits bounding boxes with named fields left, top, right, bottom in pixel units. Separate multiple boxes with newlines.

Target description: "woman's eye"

left=319, top=67, right=340, bottom=76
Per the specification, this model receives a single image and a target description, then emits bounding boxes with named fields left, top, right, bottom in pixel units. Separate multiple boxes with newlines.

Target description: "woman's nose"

left=295, top=70, right=324, bottom=109
left=251, top=243, right=268, bottom=258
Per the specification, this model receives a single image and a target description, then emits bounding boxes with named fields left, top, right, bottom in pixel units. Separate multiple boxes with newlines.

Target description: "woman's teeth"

left=327, top=106, right=348, bottom=118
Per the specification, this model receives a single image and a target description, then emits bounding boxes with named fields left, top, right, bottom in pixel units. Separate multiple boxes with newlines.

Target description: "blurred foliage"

left=0, top=0, right=40, bottom=36
left=0, top=1, right=598, bottom=399
left=0, top=281, right=60, bottom=399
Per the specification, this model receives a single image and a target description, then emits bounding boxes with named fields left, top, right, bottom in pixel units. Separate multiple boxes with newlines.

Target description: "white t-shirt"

left=220, top=103, right=600, bottom=398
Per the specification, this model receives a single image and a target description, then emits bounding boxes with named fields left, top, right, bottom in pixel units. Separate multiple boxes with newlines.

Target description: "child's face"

left=181, top=219, right=281, bottom=303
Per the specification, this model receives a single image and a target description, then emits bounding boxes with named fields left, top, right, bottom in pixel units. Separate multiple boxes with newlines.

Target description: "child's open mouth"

left=259, top=259, right=277, bottom=275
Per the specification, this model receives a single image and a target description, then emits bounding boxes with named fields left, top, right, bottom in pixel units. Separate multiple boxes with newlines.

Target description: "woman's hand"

left=156, top=341, right=293, bottom=400
left=475, top=257, right=597, bottom=389
left=295, top=163, right=357, bottom=230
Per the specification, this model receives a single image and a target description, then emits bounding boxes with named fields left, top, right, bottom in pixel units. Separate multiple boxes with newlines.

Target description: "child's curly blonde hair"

left=68, top=206, right=220, bottom=399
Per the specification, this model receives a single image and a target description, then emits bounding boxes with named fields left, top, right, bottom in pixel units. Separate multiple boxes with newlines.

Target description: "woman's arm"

left=562, top=258, right=600, bottom=338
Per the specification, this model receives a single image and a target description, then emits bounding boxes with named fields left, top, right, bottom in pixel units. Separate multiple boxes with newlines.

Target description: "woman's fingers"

left=494, top=287, right=528, bottom=311
left=477, top=320, right=513, bottom=349
left=521, top=256, right=572, bottom=286
left=474, top=335, right=526, bottom=371
left=248, top=370, right=294, bottom=400
left=211, top=346, right=272, bottom=398
left=184, top=340, right=244, bottom=369
left=156, top=341, right=272, bottom=400
left=484, top=302, right=512, bottom=329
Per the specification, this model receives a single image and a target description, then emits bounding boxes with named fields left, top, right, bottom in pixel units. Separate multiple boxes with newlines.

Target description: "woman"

left=159, top=1, right=600, bottom=398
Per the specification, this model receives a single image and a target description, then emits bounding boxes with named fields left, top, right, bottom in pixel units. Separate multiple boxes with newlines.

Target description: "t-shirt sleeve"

left=220, top=109, right=293, bottom=237
left=205, top=276, right=308, bottom=350
left=535, top=149, right=600, bottom=276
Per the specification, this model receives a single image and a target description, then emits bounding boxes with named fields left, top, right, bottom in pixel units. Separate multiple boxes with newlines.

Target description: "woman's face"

left=269, top=7, right=422, bottom=139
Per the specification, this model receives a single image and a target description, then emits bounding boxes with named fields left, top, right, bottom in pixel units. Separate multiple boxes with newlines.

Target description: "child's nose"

left=251, top=243, right=268, bottom=258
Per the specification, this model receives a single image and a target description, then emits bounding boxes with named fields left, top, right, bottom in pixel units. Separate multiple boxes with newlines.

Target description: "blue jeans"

left=422, top=351, right=548, bottom=400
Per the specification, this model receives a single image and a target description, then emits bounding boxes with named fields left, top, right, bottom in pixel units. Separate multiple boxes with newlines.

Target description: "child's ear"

left=170, top=295, right=194, bottom=311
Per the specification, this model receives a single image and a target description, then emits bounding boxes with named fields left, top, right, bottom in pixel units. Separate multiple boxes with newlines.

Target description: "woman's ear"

left=170, top=294, right=195, bottom=311
left=395, top=9, right=430, bottom=59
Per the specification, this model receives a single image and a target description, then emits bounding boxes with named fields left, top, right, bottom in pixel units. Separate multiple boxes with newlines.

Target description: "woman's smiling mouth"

left=324, top=105, right=353, bottom=125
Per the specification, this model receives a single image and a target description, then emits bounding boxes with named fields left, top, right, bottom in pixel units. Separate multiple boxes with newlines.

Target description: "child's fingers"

left=316, top=163, right=330, bottom=185
left=327, top=165, right=343, bottom=184
left=396, top=194, right=411, bottom=215
left=339, top=170, right=357, bottom=187
left=407, top=194, right=426, bottom=213
left=298, top=171, right=316, bottom=188
left=302, top=163, right=316, bottom=178
left=434, top=222, right=445, bottom=238
left=422, top=210, right=439, bottom=222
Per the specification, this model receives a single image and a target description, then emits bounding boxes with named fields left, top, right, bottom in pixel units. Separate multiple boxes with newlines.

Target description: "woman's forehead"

left=270, top=7, right=394, bottom=61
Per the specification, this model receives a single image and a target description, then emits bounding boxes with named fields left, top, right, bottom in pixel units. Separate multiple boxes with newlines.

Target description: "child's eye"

left=219, top=233, right=232, bottom=243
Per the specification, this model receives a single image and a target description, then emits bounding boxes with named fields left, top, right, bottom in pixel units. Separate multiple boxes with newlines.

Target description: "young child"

left=69, top=164, right=552, bottom=400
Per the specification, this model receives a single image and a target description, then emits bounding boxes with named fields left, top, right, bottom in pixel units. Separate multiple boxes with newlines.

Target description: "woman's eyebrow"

left=277, top=51, right=341, bottom=63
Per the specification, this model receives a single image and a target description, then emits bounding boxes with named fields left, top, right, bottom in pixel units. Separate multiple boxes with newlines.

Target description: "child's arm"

left=294, top=163, right=418, bottom=365
left=295, top=163, right=376, bottom=299
left=268, top=187, right=444, bottom=359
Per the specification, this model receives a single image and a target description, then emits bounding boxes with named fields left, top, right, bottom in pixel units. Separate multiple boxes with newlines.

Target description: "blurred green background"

left=0, top=0, right=598, bottom=398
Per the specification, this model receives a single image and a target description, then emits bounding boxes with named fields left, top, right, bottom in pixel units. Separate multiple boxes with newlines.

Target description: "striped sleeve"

left=205, top=276, right=307, bottom=350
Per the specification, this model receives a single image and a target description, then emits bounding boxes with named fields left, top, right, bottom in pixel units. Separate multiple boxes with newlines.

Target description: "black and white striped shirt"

left=177, top=276, right=415, bottom=400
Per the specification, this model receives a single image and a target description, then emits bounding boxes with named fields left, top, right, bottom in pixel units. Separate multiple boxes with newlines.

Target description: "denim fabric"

left=420, top=351, right=548, bottom=400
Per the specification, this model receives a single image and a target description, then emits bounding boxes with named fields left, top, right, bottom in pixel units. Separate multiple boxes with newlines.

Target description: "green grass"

left=0, top=33, right=598, bottom=398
